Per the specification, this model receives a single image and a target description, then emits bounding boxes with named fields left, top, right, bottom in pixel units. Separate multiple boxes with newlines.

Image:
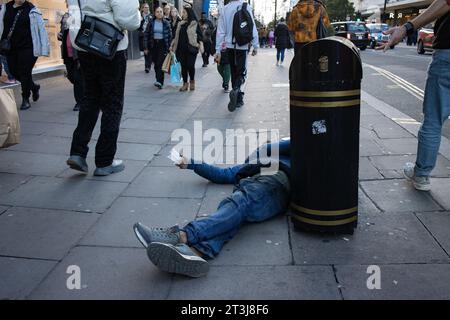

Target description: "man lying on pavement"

left=133, top=139, right=292, bottom=278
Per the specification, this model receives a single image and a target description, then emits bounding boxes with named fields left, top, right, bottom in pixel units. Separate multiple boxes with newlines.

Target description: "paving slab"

left=0, top=207, right=98, bottom=260
left=0, top=177, right=127, bottom=213
left=429, top=178, right=450, bottom=210
left=335, top=264, right=450, bottom=300
left=362, top=115, right=414, bottom=139
left=369, top=154, right=450, bottom=178
left=416, top=211, right=450, bottom=255
left=359, top=157, right=384, bottom=180
left=111, top=142, right=161, bottom=162
left=123, top=166, right=207, bottom=199
left=360, top=179, right=442, bottom=212
left=121, top=118, right=183, bottom=132
left=28, top=246, right=172, bottom=300
left=168, top=265, right=341, bottom=300
left=117, top=128, right=170, bottom=145
left=0, top=173, right=32, bottom=194
left=0, top=257, right=57, bottom=300
left=210, top=215, right=292, bottom=266
left=378, top=138, right=418, bottom=155
left=358, top=188, right=381, bottom=214
left=0, top=151, right=69, bottom=176
left=0, top=205, right=9, bottom=215
left=290, top=211, right=449, bottom=265
left=359, top=139, right=387, bottom=157
left=7, top=135, right=71, bottom=155
left=80, top=197, right=200, bottom=248
left=58, top=159, right=147, bottom=183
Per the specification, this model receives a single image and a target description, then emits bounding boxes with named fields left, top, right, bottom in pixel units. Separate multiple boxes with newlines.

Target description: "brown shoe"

left=179, top=82, right=189, bottom=92
left=189, top=80, right=195, bottom=91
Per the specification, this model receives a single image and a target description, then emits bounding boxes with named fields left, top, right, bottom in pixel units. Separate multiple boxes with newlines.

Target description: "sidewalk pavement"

left=1, top=49, right=450, bottom=300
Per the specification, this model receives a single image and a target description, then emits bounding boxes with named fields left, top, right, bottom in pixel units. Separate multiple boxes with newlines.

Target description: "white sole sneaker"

left=403, top=170, right=431, bottom=192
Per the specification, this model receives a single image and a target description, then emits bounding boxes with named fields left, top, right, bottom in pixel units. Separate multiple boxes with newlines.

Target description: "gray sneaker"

left=94, top=160, right=125, bottom=176
left=67, top=155, right=88, bottom=173
left=133, top=222, right=181, bottom=248
left=403, top=162, right=431, bottom=191
left=147, top=242, right=209, bottom=278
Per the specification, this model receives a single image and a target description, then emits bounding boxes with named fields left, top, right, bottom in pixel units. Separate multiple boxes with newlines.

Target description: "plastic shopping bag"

left=170, top=54, right=182, bottom=85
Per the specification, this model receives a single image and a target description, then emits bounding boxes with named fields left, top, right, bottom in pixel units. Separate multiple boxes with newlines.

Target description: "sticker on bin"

left=312, top=120, right=327, bottom=135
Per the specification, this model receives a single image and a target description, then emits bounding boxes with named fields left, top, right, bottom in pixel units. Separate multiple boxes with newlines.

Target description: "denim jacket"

left=0, top=4, right=50, bottom=57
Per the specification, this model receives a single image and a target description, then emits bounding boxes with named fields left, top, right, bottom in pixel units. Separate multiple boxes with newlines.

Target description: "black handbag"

left=0, top=9, right=23, bottom=55
left=74, top=0, right=124, bottom=60
left=315, top=1, right=328, bottom=40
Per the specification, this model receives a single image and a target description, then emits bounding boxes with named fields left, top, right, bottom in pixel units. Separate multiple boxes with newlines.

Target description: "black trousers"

left=202, top=41, right=211, bottom=65
left=177, top=50, right=196, bottom=83
left=6, top=48, right=38, bottom=99
left=227, top=49, right=247, bottom=91
left=144, top=52, right=151, bottom=71
left=70, top=50, right=127, bottom=168
left=65, top=58, right=85, bottom=106
left=152, top=40, right=167, bottom=85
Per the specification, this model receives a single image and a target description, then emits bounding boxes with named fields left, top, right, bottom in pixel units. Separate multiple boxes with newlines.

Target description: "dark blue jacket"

left=143, top=18, right=172, bottom=51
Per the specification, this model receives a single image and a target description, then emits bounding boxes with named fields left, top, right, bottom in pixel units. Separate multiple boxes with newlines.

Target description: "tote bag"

left=0, top=89, right=20, bottom=148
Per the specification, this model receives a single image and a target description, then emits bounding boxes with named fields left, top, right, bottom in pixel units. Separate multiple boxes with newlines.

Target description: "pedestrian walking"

left=169, top=6, right=181, bottom=40
left=287, top=0, right=331, bottom=55
left=274, top=18, right=290, bottom=66
left=0, top=0, right=49, bottom=110
left=170, top=4, right=203, bottom=92
left=58, top=7, right=84, bottom=112
left=144, top=7, right=172, bottom=89
left=200, top=22, right=212, bottom=67
left=66, top=0, right=140, bottom=176
left=215, top=0, right=258, bottom=112
left=268, top=29, right=274, bottom=48
left=163, top=4, right=171, bottom=22
left=379, top=0, right=450, bottom=192
left=138, top=2, right=152, bottom=73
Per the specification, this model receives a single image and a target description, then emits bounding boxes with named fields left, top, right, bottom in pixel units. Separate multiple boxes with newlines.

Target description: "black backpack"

left=232, top=2, right=254, bottom=46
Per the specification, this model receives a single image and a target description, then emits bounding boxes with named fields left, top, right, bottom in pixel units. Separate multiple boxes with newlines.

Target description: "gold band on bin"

left=291, top=203, right=358, bottom=216
left=290, top=99, right=360, bottom=108
left=292, top=215, right=358, bottom=226
left=290, top=89, right=360, bottom=98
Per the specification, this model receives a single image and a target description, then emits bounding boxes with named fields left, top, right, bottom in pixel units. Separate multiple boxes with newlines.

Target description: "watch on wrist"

left=404, top=22, right=415, bottom=36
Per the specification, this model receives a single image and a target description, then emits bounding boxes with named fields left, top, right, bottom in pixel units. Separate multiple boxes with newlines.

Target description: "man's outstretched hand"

left=376, top=25, right=407, bottom=52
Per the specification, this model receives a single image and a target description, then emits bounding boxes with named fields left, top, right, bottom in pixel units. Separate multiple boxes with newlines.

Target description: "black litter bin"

left=289, top=36, right=363, bottom=234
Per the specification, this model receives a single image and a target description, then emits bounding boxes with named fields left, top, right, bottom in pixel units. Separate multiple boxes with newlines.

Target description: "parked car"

left=366, top=23, right=395, bottom=49
left=332, top=21, right=370, bottom=50
left=417, top=27, right=435, bottom=54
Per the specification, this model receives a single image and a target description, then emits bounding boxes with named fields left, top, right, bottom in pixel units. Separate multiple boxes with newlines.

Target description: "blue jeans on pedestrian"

left=415, top=49, right=450, bottom=177
left=276, top=48, right=285, bottom=63
left=182, top=164, right=290, bottom=259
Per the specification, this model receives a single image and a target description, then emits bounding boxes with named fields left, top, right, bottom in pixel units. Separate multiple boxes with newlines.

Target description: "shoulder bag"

left=0, top=9, right=23, bottom=55
left=74, top=0, right=125, bottom=60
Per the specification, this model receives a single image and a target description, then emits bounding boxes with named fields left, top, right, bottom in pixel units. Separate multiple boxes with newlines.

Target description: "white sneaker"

left=276, top=61, right=279, bottom=66
left=403, top=162, right=431, bottom=191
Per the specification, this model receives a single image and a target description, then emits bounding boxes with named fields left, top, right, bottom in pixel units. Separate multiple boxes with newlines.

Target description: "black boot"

left=20, top=98, right=31, bottom=110
left=32, top=84, right=40, bottom=102
left=236, top=91, right=244, bottom=108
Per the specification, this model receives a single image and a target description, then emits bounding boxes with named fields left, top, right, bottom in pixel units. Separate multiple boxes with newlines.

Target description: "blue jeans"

left=415, top=49, right=450, bottom=177
left=182, top=166, right=290, bottom=259
left=276, top=48, right=285, bottom=62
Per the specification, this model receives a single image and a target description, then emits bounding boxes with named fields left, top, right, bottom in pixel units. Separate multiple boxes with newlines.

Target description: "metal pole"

left=274, top=0, right=278, bottom=25
left=382, top=0, right=388, bottom=23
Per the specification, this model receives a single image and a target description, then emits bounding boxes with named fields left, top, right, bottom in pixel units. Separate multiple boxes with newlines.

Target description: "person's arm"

left=379, top=0, right=450, bottom=51
left=110, top=0, right=141, bottom=31
left=187, top=162, right=245, bottom=184
left=215, top=7, right=226, bottom=54
left=248, top=5, right=259, bottom=52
